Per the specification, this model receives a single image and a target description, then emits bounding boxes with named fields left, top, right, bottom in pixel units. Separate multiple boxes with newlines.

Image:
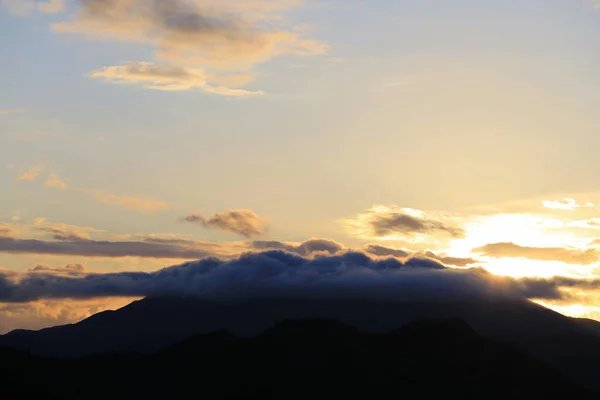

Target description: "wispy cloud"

left=84, top=189, right=168, bottom=212
left=542, top=198, right=584, bottom=211
left=14, top=165, right=43, bottom=182
left=183, top=209, right=268, bottom=238
left=44, top=174, right=67, bottom=190
left=474, top=242, right=600, bottom=265
left=89, top=62, right=264, bottom=96
left=0, top=236, right=227, bottom=259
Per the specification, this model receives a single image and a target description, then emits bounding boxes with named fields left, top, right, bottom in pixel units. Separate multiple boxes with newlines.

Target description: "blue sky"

left=2, top=0, right=600, bottom=331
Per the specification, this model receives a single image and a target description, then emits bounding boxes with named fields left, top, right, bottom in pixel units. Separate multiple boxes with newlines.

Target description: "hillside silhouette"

left=1, top=317, right=595, bottom=399
left=2, top=296, right=600, bottom=395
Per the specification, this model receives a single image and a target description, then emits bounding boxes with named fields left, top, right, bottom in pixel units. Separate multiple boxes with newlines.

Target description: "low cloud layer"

left=474, top=242, right=599, bottom=265
left=0, top=236, right=222, bottom=259
left=0, top=250, right=580, bottom=303
left=251, top=240, right=476, bottom=267
left=183, top=209, right=267, bottom=238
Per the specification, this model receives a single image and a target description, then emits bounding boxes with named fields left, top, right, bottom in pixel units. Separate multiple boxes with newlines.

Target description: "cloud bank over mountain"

left=0, top=250, right=590, bottom=303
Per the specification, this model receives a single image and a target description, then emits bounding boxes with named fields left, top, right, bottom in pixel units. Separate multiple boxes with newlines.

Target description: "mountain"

left=2, top=296, right=600, bottom=393
left=573, top=318, right=600, bottom=338
left=1, top=319, right=594, bottom=399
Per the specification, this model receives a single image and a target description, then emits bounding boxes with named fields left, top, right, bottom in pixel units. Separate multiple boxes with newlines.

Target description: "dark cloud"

left=29, top=264, right=87, bottom=276
left=363, top=244, right=476, bottom=267
left=364, top=244, right=410, bottom=258
left=183, top=209, right=267, bottom=238
left=0, top=250, right=582, bottom=303
left=0, top=236, right=222, bottom=259
left=54, top=0, right=326, bottom=70
left=251, top=238, right=344, bottom=256
left=474, top=242, right=599, bottom=265
left=37, top=227, right=90, bottom=242
left=369, top=211, right=465, bottom=238
left=252, top=240, right=473, bottom=268
left=0, top=224, right=11, bottom=237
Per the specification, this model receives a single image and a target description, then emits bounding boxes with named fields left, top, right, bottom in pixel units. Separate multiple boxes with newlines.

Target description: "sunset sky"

left=2, top=0, right=600, bottom=332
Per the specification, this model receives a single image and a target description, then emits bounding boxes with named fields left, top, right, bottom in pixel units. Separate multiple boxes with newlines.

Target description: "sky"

left=1, top=0, right=600, bottom=333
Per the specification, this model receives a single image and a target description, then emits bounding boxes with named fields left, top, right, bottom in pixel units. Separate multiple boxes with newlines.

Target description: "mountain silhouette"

left=1, top=318, right=594, bottom=399
left=2, top=296, right=600, bottom=393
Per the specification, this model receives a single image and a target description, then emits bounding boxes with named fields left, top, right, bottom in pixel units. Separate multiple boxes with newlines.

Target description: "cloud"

left=364, top=244, right=410, bottom=258
left=44, top=174, right=67, bottom=189
left=183, top=209, right=267, bottom=238
left=474, top=242, right=600, bottom=265
left=423, top=251, right=478, bottom=267
left=0, top=236, right=233, bottom=259
left=0, top=250, right=575, bottom=303
left=14, top=165, right=43, bottom=182
left=36, top=227, right=91, bottom=241
left=250, top=240, right=475, bottom=268
left=340, top=205, right=465, bottom=240
left=89, top=62, right=263, bottom=96
left=543, top=198, right=581, bottom=211
left=85, top=189, right=168, bottom=212
left=251, top=238, right=345, bottom=256
left=29, top=263, right=87, bottom=275
left=0, top=224, right=12, bottom=238
left=52, top=0, right=326, bottom=71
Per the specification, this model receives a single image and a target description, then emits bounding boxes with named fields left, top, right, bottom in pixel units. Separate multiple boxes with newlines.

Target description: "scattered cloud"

left=0, top=250, right=575, bottom=303
left=183, top=209, right=268, bottom=238
left=53, top=0, right=327, bottom=71
left=44, top=174, right=67, bottom=189
left=14, top=165, right=43, bottom=182
left=543, top=198, right=582, bottom=211
left=85, top=189, right=168, bottom=212
left=474, top=242, right=600, bottom=265
left=340, top=205, right=465, bottom=241
left=89, top=62, right=263, bottom=96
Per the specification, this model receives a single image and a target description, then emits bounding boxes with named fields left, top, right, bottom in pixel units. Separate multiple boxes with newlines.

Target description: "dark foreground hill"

left=1, top=318, right=595, bottom=400
left=2, top=296, right=600, bottom=393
